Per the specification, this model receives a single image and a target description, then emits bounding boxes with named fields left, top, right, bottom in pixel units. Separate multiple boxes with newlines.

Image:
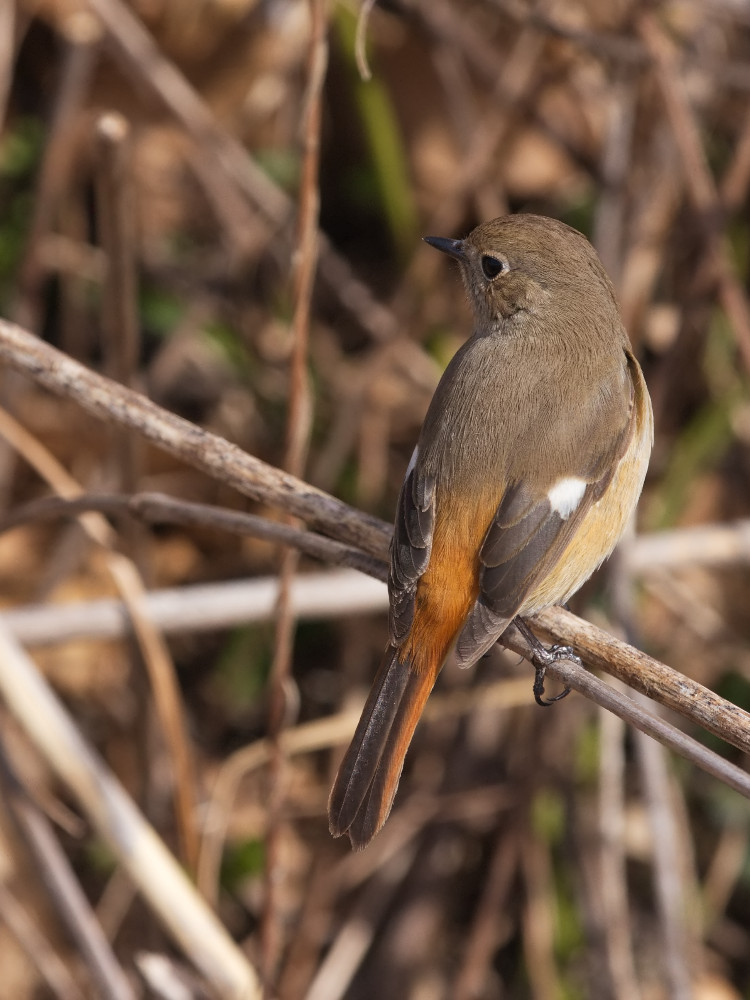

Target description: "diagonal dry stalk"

left=0, top=402, right=201, bottom=873
left=0, top=740, right=135, bottom=1000
left=0, top=621, right=261, bottom=999
left=0, top=319, right=389, bottom=555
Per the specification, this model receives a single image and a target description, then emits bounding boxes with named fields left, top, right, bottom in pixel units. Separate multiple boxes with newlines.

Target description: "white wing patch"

left=405, top=445, right=419, bottom=477
left=547, top=477, right=586, bottom=520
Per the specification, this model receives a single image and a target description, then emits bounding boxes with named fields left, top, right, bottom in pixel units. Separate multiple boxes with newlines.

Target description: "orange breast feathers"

left=399, top=486, right=498, bottom=675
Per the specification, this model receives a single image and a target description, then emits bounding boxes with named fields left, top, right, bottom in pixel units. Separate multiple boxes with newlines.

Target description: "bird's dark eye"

left=481, top=254, right=506, bottom=279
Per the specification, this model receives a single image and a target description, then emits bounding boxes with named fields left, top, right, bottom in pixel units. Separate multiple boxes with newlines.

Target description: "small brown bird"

left=329, top=214, right=653, bottom=849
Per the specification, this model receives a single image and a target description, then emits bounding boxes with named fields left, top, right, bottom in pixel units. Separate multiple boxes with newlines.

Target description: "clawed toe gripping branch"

left=508, top=617, right=575, bottom=707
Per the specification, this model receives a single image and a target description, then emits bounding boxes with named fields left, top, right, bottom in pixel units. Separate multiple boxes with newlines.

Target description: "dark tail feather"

left=328, top=647, right=438, bottom=850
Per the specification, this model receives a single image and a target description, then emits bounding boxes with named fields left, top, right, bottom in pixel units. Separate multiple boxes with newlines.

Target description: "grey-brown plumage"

left=329, top=214, right=653, bottom=848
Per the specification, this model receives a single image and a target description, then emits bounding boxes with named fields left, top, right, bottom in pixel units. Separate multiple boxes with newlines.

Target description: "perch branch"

left=524, top=608, right=750, bottom=756
left=0, top=491, right=387, bottom=580
left=1, top=318, right=749, bottom=792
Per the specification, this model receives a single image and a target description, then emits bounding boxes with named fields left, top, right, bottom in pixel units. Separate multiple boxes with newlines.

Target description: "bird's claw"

left=531, top=643, right=578, bottom=707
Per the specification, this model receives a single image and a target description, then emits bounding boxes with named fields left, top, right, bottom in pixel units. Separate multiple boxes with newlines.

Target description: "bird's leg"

left=511, top=617, right=579, bottom=707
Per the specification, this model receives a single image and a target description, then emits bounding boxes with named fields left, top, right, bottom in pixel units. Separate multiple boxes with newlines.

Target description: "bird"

left=328, top=214, right=653, bottom=850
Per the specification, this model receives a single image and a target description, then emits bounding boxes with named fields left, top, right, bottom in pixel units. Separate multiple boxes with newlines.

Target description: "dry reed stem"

left=520, top=831, right=561, bottom=1000
left=0, top=569, right=389, bottom=647
left=0, top=0, right=16, bottom=127
left=720, top=99, right=750, bottom=212
left=635, top=724, right=694, bottom=1000
left=134, top=952, right=206, bottom=998
left=355, top=0, right=378, bottom=81
left=0, top=746, right=135, bottom=1000
left=94, top=113, right=139, bottom=392
left=0, top=621, right=261, bottom=999
left=94, top=111, right=145, bottom=550
left=0, top=879, right=85, bottom=1000
left=93, top=110, right=199, bottom=871
left=303, top=844, right=418, bottom=1000
left=598, top=703, right=641, bottom=1000
left=488, top=0, right=750, bottom=92
left=0, top=404, right=200, bottom=871
left=452, top=831, right=519, bottom=999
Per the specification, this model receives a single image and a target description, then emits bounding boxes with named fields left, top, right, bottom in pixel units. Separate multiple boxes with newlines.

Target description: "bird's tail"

left=328, top=646, right=439, bottom=850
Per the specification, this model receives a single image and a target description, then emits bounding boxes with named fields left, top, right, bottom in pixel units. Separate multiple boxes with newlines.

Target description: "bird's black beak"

left=423, top=236, right=466, bottom=260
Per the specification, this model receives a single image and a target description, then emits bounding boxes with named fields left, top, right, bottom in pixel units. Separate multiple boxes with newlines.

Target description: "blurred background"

left=1, top=0, right=750, bottom=997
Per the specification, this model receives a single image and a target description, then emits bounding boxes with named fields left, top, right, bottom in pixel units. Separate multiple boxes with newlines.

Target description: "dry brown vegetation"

left=1, top=0, right=750, bottom=997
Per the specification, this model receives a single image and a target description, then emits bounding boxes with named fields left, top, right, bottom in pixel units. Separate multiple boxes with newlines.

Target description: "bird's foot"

left=512, top=618, right=580, bottom=707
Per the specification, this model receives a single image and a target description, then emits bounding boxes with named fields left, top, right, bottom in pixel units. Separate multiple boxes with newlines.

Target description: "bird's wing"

left=387, top=450, right=436, bottom=646
left=455, top=351, right=641, bottom=666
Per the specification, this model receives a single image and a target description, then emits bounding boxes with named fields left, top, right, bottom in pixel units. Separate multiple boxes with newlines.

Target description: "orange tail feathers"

left=328, top=647, right=439, bottom=850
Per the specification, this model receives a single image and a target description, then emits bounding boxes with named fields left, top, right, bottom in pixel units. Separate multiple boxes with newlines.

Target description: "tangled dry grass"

left=1, top=1, right=750, bottom=998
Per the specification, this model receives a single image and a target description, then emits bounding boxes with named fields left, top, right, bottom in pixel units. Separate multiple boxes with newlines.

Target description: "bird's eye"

left=481, top=254, right=506, bottom=279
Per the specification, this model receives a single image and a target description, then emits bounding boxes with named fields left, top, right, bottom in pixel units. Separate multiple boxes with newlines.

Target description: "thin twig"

left=94, top=111, right=143, bottom=508
left=4, top=550, right=748, bottom=813
left=719, top=100, right=750, bottom=213
left=303, top=845, right=418, bottom=1000
left=598, top=702, right=641, bottom=1000
left=416, top=0, right=541, bottom=235
left=13, top=14, right=100, bottom=331
left=93, top=110, right=199, bottom=872
left=635, top=721, right=694, bottom=1000
left=593, top=77, right=637, bottom=285
left=94, top=112, right=139, bottom=393
left=485, top=0, right=750, bottom=93
left=520, top=825, right=561, bottom=1000
left=0, top=491, right=388, bottom=581
left=263, top=3, right=327, bottom=983
left=504, top=623, right=750, bottom=796
left=452, top=831, right=519, bottom=1000
left=7, top=490, right=750, bottom=578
